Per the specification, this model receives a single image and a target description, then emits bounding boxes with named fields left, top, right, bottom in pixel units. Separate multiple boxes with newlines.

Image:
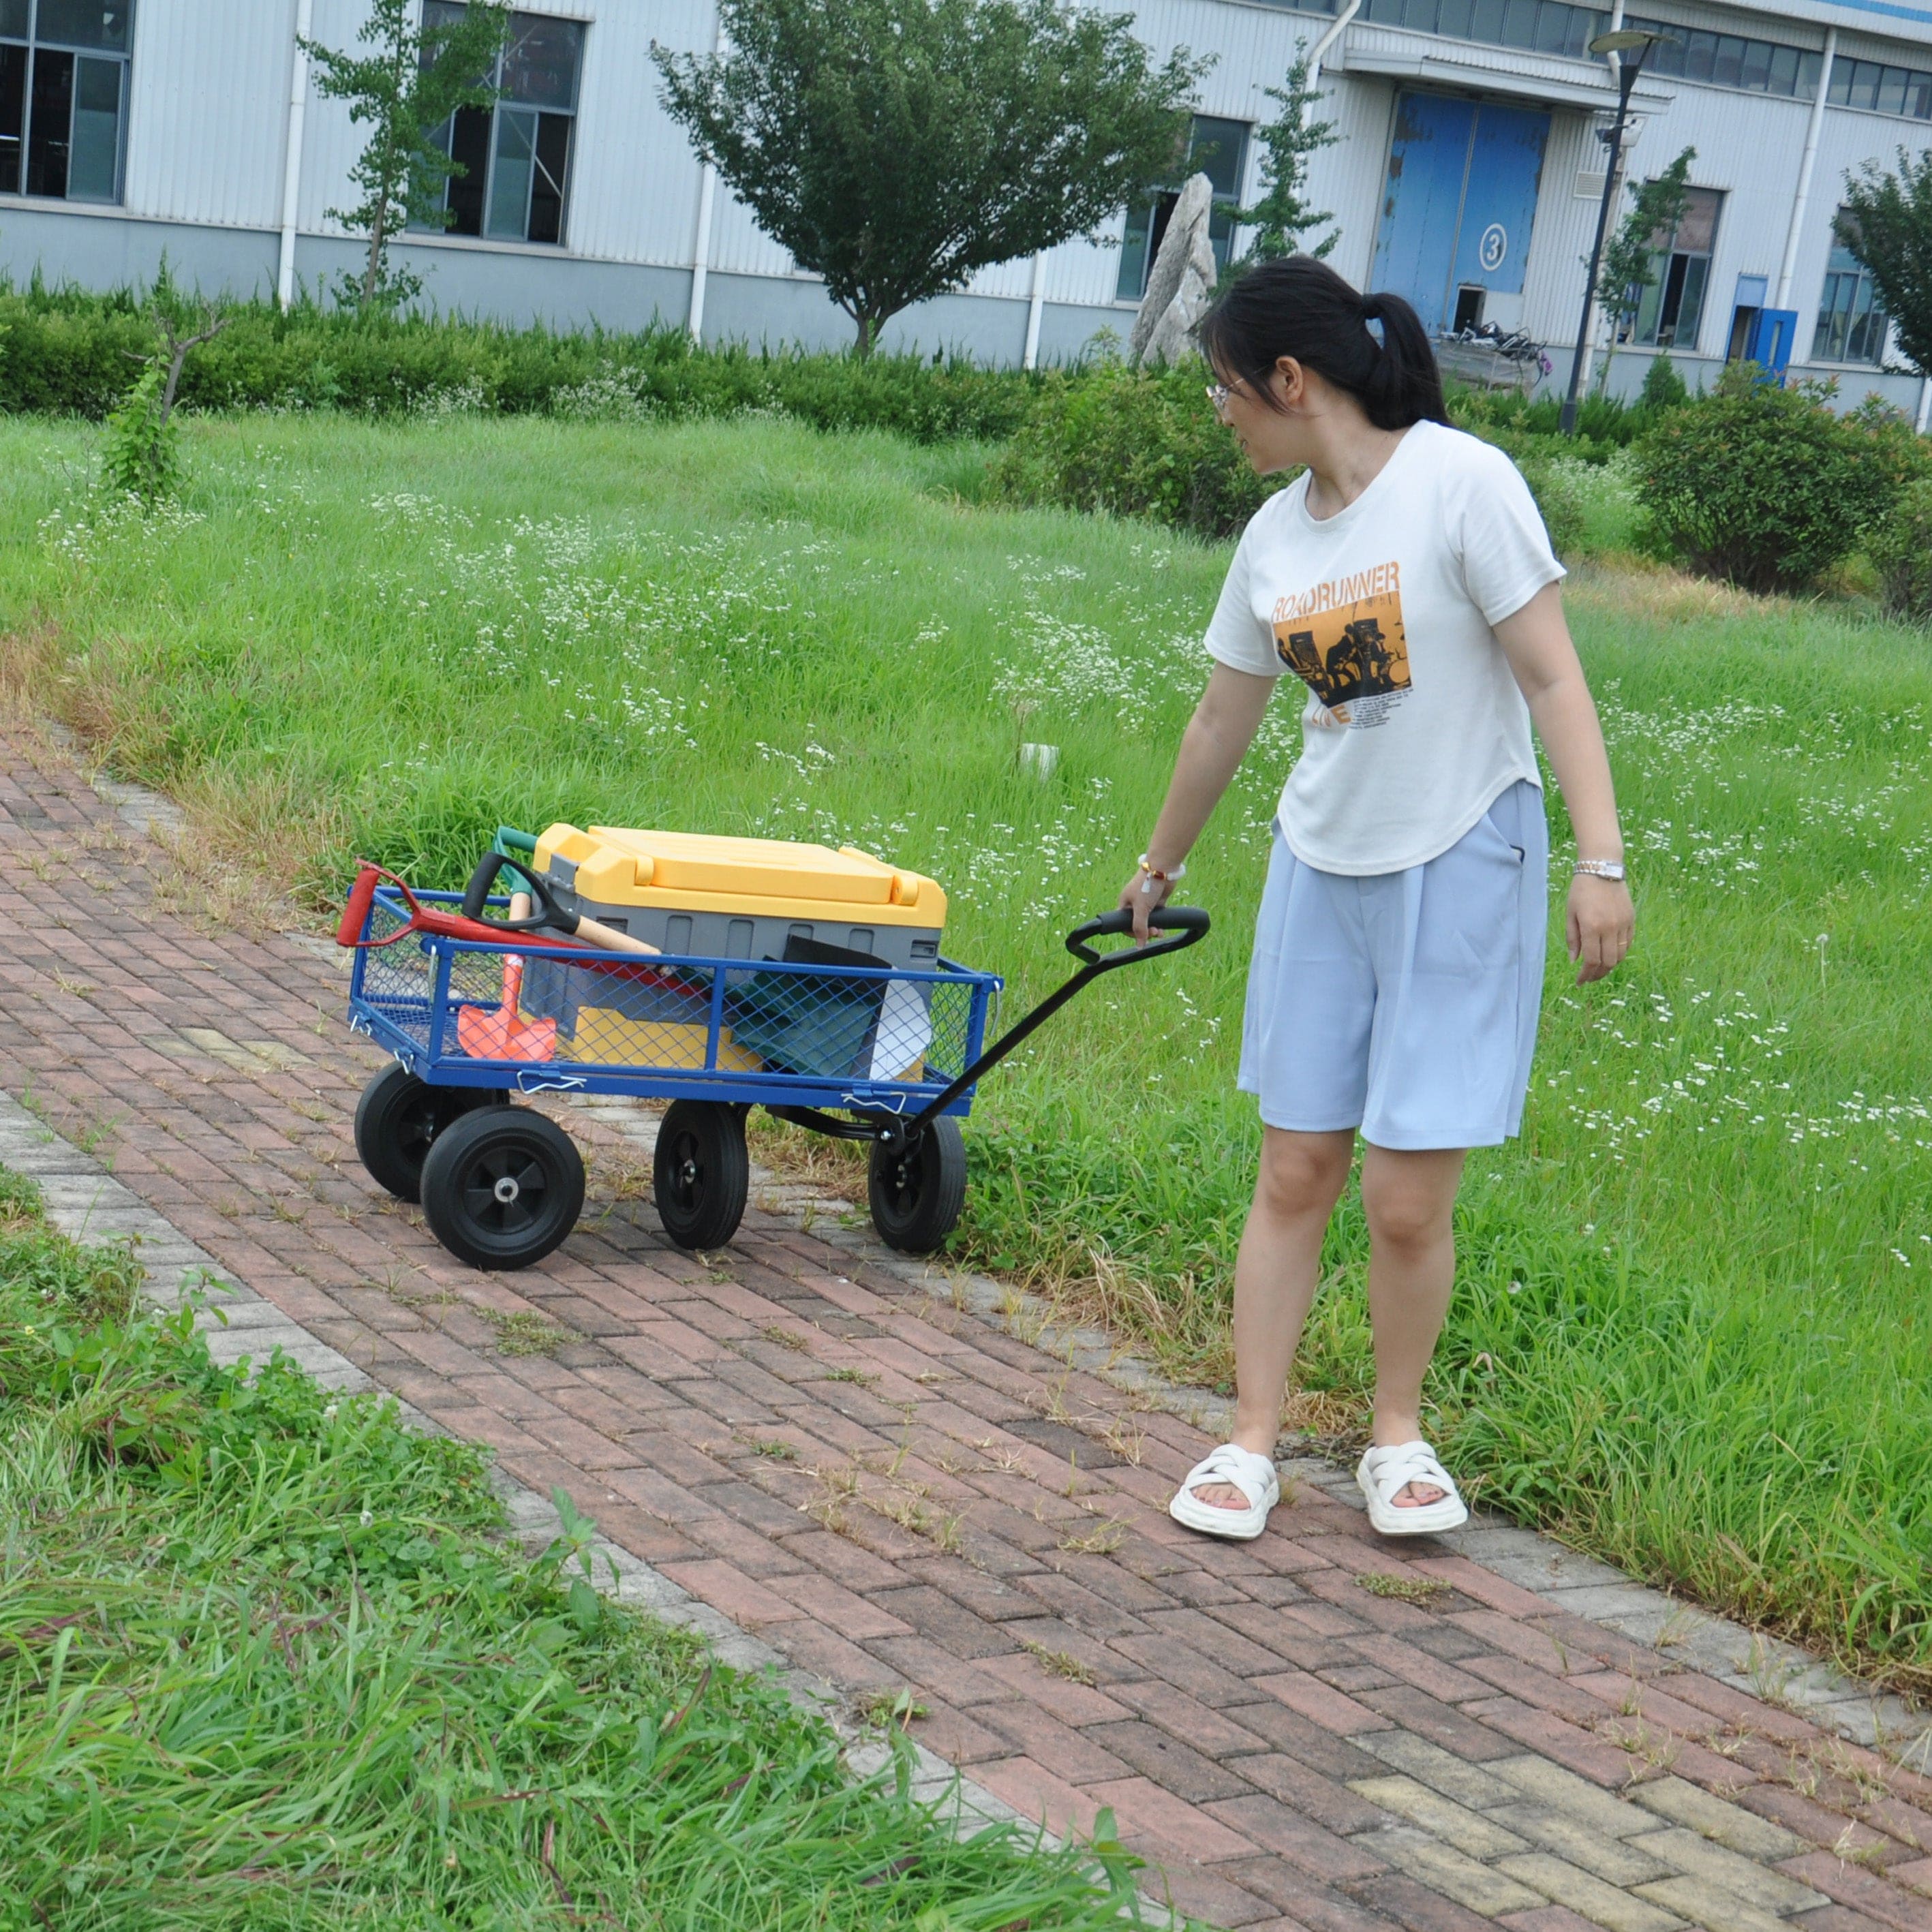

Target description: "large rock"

left=1129, top=172, right=1218, bottom=367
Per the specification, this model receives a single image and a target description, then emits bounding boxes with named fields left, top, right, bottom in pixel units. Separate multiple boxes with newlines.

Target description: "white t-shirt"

left=1205, top=418, right=1563, bottom=876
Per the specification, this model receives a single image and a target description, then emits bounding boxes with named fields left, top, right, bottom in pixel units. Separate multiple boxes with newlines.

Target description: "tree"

left=102, top=302, right=229, bottom=506
left=653, top=0, right=1206, bottom=356
left=1597, top=145, right=1695, bottom=394
left=303, top=0, right=509, bottom=311
left=1233, top=47, right=1337, bottom=263
left=1838, top=147, right=1932, bottom=375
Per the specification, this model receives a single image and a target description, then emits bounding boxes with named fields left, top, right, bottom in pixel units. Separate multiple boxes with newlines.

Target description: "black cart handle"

left=461, top=848, right=556, bottom=931
left=892, top=904, right=1212, bottom=1139
left=1066, top=905, right=1211, bottom=968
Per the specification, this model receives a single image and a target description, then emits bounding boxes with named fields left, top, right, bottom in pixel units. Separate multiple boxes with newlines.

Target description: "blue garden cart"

left=342, top=867, right=1207, bottom=1272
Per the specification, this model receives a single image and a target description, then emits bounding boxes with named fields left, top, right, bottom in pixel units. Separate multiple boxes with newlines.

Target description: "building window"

left=423, top=5, right=583, bottom=245
left=1364, top=0, right=1610, bottom=62
left=1624, top=18, right=1824, bottom=103
left=1117, top=116, right=1248, bottom=303
left=1813, top=226, right=1889, bottom=364
left=1827, top=56, right=1932, bottom=121
left=0, top=0, right=133, bottom=203
left=1631, top=185, right=1721, bottom=350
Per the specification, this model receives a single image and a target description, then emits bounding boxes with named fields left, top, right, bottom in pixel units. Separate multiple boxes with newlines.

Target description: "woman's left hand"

left=1567, top=874, right=1634, bottom=984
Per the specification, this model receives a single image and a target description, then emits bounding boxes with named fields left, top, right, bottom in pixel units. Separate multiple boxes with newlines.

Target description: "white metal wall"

left=123, top=0, right=294, bottom=230
left=73, top=0, right=1932, bottom=367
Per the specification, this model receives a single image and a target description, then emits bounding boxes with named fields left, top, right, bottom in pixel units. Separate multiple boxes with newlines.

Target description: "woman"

left=1124, top=257, right=1633, bottom=1540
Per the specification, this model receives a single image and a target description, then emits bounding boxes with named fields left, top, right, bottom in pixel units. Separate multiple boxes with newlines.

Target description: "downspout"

left=277, top=0, right=315, bottom=311
left=1916, top=371, right=1931, bottom=435
left=688, top=165, right=718, bottom=343
left=1303, top=0, right=1362, bottom=112
left=1776, top=27, right=1836, bottom=309
left=687, top=13, right=729, bottom=343
left=1022, top=251, right=1046, bottom=370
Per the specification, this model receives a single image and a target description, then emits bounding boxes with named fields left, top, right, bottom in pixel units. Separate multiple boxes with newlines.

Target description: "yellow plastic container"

left=531, top=826, right=947, bottom=967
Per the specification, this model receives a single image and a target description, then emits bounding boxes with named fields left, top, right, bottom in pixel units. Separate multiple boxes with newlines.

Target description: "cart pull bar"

left=901, top=906, right=1208, bottom=1137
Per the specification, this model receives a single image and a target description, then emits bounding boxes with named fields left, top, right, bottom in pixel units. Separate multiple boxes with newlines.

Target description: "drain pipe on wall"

left=1777, top=27, right=1836, bottom=310
left=1303, top=0, right=1362, bottom=114
left=686, top=14, right=730, bottom=344
left=1022, top=251, right=1047, bottom=369
left=277, top=0, right=314, bottom=311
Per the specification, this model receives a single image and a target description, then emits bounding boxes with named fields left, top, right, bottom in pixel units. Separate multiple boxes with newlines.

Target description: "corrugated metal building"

left=1, top=0, right=1927, bottom=405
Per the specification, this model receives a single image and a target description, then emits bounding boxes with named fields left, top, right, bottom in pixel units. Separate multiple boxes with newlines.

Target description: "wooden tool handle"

left=574, top=913, right=661, bottom=957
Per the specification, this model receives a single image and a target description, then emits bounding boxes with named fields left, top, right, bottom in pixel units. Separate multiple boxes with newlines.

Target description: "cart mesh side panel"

left=350, top=887, right=994, bottom=1105
left=356, top=895, right=439, bottom=1053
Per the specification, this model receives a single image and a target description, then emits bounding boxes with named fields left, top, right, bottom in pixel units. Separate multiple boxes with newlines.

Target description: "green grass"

left=0, top=1166, right=1152, bottom=1927
left=1, top=413, right=1929, bottom=1699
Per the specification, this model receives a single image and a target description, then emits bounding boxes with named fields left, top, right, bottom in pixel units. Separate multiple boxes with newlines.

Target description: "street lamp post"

left=1560, top=29, right=1669, bottom=435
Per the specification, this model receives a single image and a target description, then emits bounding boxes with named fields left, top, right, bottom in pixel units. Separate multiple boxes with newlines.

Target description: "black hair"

left=1198, top=255, right=1448, bottom=431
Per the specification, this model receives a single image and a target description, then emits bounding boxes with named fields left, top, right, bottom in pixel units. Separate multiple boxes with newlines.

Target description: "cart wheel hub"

left=492, top=1175, right=521, bottom=1205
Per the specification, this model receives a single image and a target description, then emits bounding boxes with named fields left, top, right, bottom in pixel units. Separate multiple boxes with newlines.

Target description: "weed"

left=825, top=1366, right=878, bottom=1387
left=1020, top=1639, right=1098, bottom=1687
left=751, top=1438, right=798, bottom=1461
left=761, top=1324, right=812, bottom=1352
left=481, top=1307, right=570, bottom=1357
left=857, top=1687, right=928, bottom=1730
left=1060, top=1518, right=1127, bottom=1557
left=1356, top=1573, right=1452, bottom=1606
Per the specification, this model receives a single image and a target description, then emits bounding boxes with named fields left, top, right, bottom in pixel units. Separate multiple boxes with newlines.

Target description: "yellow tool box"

left=520, top=828, right=947, bottom=1081
left=530, top=827, right=947, bottom=967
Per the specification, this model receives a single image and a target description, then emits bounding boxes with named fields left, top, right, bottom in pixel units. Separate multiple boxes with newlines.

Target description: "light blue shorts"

left=1237, top=780, right=1548, bottom=1151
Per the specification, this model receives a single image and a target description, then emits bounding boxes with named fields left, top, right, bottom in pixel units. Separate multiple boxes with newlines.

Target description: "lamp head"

left=1589, top=26, right=1671, bottom=56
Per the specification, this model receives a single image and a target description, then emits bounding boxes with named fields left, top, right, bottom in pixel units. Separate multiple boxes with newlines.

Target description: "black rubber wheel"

left=868, top=1116, right=967, bottom=1255
left=353, top=1064, right=509, bottom=1203
left=652, top=1101, right=750, bottom=1251
left=418, top=1106, right=585, bottom=1272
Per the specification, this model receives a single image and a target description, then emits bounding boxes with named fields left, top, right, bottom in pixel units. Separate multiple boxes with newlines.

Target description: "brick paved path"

left=3, top=730, right=1931, bottom=1932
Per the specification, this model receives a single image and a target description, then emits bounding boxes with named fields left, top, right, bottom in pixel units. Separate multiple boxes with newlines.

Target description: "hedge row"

left=0, top=281, right=1041, bottom=443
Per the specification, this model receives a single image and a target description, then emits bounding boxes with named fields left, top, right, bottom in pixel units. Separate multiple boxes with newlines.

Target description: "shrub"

left=1516, top=453, right=1588, bottom=559
left=1447, top=382, right=1640, bottom=459
left=1639, top=353, right=1689, bottom=412
left=1631, top=365, right=1902, bottom=593
left=0, top=279, right=1043, bottom=442
left=1868, top=476, right=1932, bottom=625
left=99, top=363, right=179, bottom=503
left=988, top=354, right=1283, bottom=538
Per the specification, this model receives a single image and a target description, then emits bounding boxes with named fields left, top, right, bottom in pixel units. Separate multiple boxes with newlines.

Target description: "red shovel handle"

left=337, top=862, right=432, bottom=949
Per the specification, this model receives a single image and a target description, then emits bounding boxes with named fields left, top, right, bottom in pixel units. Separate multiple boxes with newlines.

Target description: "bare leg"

left=1359, top=1141, right=1467, bottom=1507
left=1190, top=1127, right=1352, bottom=1509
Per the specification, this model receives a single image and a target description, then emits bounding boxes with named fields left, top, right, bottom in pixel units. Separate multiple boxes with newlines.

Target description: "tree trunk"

left=853, top=311, right=875, bottom=358
left=362, top=196, right=389, bottom=309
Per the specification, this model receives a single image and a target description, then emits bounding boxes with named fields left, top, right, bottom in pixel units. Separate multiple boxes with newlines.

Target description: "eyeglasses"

left=1206, top=382, right=1231, bottom=416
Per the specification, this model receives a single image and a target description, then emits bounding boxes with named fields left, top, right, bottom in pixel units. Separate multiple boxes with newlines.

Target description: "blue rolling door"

left=1373, top=93, right=1550, bottom=335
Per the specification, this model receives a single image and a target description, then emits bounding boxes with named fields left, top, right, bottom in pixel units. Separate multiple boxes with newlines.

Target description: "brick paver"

left=3, top=728, right=1930, bottom=1932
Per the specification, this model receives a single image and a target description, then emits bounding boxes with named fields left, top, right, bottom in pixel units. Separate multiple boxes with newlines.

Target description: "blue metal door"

left=1745, top=307, right=1798, bottom=378
left=1448, top=104, right=1548, bottom=303
left=1373, top=93, right=1550, bottom=334
left=1373, top=94, right=1476, bottom=335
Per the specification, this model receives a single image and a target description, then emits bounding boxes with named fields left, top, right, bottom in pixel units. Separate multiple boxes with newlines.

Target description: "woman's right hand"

left=1118, top=866, right=1174, bottom=942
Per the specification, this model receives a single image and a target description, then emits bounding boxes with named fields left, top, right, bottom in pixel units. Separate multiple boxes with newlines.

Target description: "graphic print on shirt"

left=1272, top=561, right=1410, bottom=729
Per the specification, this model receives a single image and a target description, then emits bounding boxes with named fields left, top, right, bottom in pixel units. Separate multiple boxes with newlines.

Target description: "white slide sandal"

left=1356, top=1440, right=1469, bottom=1536
left=1169, top=1443, right=1281, bottom=1540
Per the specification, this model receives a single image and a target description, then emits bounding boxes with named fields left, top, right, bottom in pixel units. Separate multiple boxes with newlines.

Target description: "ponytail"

left=1199, top=257, right=1448, bottom=431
